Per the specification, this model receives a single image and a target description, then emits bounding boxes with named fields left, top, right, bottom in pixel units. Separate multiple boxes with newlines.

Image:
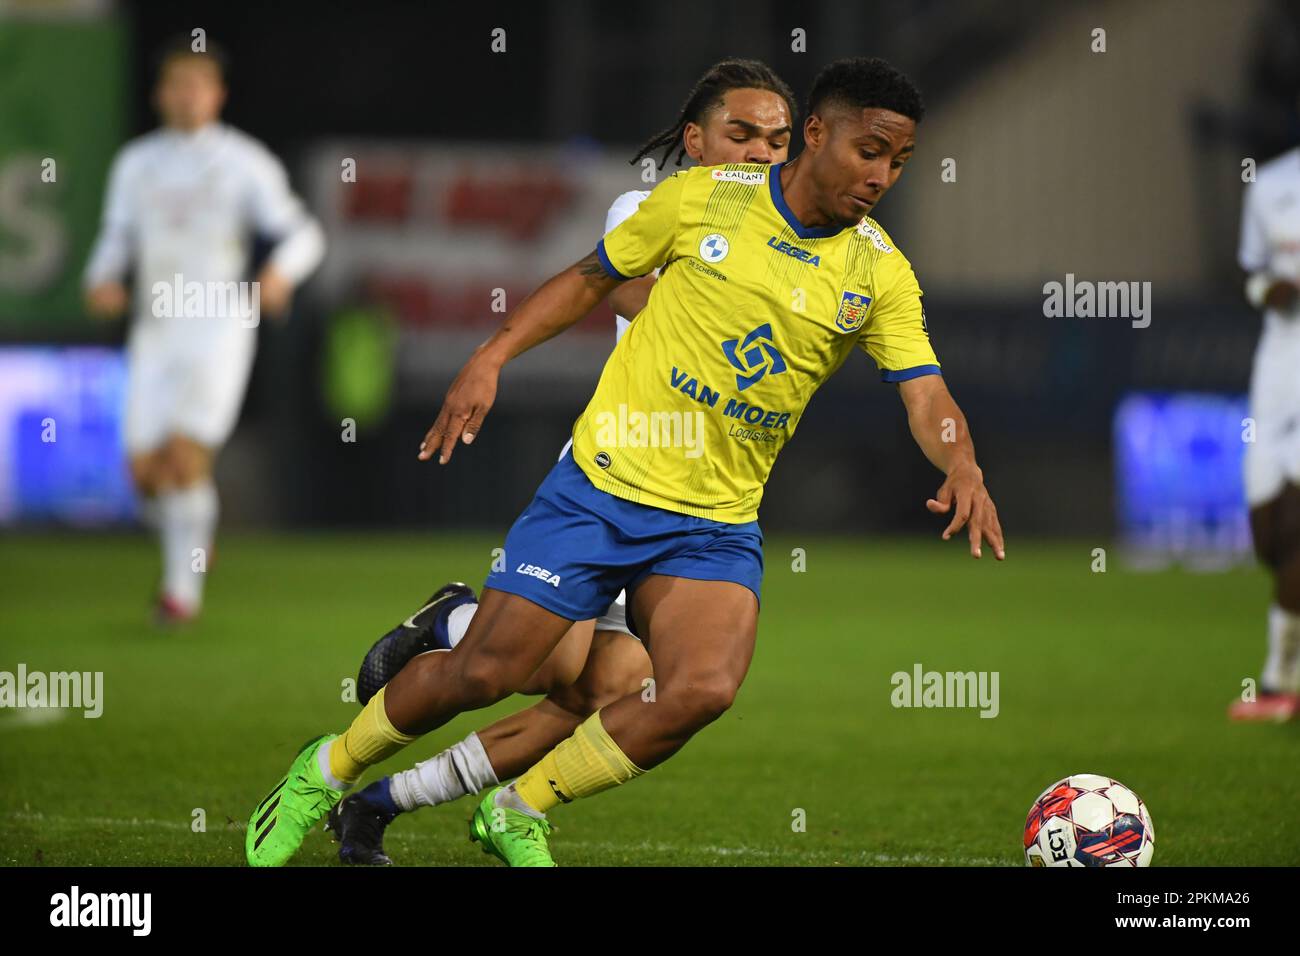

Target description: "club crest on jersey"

left=699, top=233, right=729, bottom=263
left=711, top=168, right=767, bottom=185
left=721, top=323, right=786, bottom=391
left=835, top=291, right=873, bottom=333
left=855, top=221, right=894, bottom=253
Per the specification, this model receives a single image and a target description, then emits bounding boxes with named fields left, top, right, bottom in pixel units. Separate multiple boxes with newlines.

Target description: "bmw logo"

left=699, top=233, right=729, bottom=263
left=594, top=452, right=611, bottom=469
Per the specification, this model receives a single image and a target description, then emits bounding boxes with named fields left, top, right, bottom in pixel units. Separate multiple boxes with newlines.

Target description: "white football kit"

left=1239, top=147, right=1300, bottom=507
left=84, top=123, right=325, bottom=453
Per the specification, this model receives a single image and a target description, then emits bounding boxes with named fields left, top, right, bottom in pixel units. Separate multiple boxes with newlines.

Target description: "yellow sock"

left=513, top=710, right=643, bottom=814
left=328, top=687, right=418, bottom=785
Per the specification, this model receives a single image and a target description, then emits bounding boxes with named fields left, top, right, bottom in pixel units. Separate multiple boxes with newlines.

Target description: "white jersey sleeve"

left=83, top=145, right=141, bottom=287
left=604, top=189, right=651, bottom=342
left=1238, top=179, right=1269, bottom=274
left=243, top=143, right=326, bottom=285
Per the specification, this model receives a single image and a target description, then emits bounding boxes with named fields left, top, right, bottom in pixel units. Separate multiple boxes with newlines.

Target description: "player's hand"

left=1264, top=280, right=1299, bottom=311
left=84, top=282, right=129, bottom=321
left=418, top=352, right=500, bottom=464
left=255, top=266, right=294, bottom=319
left=926, top=460, right=1005, bottom=560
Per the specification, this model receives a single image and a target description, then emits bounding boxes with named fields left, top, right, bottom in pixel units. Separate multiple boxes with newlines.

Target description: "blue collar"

left=767, top=160, right=847, bottom=240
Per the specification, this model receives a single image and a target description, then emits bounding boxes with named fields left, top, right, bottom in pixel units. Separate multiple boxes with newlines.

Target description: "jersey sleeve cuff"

left=595, top=239, right=634, bottom=281
left=880, top=364, right=942, bottom=383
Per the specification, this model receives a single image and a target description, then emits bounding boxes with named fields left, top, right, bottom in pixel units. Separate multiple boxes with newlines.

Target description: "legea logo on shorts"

left=721, top=323, right=786, bottom=391
left=516, top=563, right=561, bottom=587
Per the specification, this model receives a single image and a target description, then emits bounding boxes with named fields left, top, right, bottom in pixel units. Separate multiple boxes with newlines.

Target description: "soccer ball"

left=1024, top=773, right=1154, bottom=867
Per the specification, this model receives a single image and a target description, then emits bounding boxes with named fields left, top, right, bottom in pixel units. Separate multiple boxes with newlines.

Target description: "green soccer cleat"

left=468, top=786, right=557, bottom=867
left=246, top=734, right=345, bottom=867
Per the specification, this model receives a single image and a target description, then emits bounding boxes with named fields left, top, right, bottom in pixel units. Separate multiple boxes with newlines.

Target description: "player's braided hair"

left=807, top=57, right=924, bottom=123
left=631, top=58, right=797, bottom=169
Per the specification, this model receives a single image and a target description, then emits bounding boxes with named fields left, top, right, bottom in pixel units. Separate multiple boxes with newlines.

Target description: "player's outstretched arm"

left=897, top=374, right=1005, bottom=560
left=418, top=250, right=622, bottom=465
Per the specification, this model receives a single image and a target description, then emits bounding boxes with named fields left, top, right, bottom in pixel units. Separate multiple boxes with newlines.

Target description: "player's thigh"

left=547, top=629, right=653, bottom=717
left=445, top=587, right=577, bottom=699
left=172, top=332, right=256, bottom=458
left=630, top=574, right=757, bottom=718
left=123, top=336, right=173, bottom=473
left=519, top=619, right=595, bottom=695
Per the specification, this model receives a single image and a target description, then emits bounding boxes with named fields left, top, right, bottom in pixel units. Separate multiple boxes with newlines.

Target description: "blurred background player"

left=1230, top=120, right=1300, bottom=720
left=82, top=40, right=325, bottom=624
left=330, top=59, right=796, bottom=864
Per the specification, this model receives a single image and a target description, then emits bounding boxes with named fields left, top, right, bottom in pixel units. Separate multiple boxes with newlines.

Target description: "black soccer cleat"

left=357, top=582, right=476, bottom=705
left=326, top=793, right=397, bottom=866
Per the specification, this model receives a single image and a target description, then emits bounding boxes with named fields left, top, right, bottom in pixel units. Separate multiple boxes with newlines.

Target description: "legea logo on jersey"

left=699, top=233, right=729, bottom=263
left=721, top=323, right=787, bottom=391
left=766, top=236, right=820, bottom=267
left=835, top=291, right=873, bottom=333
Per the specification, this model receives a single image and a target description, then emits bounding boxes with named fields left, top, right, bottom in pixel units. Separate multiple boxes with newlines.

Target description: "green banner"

left=0, top=16, right=126, bottom=330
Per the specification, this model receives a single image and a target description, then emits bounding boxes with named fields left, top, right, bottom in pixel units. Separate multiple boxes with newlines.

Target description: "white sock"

left=446, top=602, right=477, bottom=649
left=497, top=784, right=545, bottom=819
left=317, top=740, right=349, bottom=791
left=1262, top=604, right=1300, bottom=693
left=388, top=732, right=499, bottom=810
left=158, top=481, right=218, bottom=611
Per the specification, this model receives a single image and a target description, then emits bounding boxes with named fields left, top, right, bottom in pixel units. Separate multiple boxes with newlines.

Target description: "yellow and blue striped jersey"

left=575, top=161, right=940, bottom=523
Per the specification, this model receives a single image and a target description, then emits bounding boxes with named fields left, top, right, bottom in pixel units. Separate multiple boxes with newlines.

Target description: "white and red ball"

left=1024, top=773, right=1154, bottom=867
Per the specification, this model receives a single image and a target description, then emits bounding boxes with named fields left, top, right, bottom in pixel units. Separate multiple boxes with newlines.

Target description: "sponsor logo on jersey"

left=665, top=361, right=793, bottom=446
left=721, top=323, right=787, bottom=391
left=835, top=291, right=873, bottom=333
left=711, top=168, right=767, bottom=185
left=766, top=236, right=820, bottom=267
left=855, top=221, right=894, bottom=253
left=593, top=451, right=611, bottom=469
left=699, top=233, right=729, bottom=263
left=516, top=563, right=561, bottom=587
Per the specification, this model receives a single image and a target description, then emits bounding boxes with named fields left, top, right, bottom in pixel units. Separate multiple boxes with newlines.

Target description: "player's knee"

left=167, top=439, right=210, bottom=488
left=129, top=456, right=160, bottom=496
left=662, top=672, right=739, bottom=729
left=456, top=654, right=523, bottom=708
left=573, top=660, right=650, bottom=714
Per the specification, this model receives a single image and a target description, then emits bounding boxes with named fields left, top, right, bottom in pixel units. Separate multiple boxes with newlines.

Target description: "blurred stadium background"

left=6, top=0, right=1298, bottom=545
left=3, top=0, right=1300, bottom=867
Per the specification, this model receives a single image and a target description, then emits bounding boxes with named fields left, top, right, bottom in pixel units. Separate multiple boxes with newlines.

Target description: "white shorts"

left=1244, top=409, right=1300, bottom=506
left=594, top=590, right=634, bottom=637
left=124, top=320, right=257, bottom=454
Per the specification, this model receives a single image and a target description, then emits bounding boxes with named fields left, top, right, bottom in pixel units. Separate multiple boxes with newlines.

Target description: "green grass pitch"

left=1, top=532, right=1297, bottom=866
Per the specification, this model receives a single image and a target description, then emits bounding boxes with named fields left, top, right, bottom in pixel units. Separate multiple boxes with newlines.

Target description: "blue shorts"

left=484, top=450, right=764, bottom=627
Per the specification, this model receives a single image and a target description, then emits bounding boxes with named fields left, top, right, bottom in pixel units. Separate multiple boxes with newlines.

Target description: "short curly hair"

left=808, top=57, right=924, bottom=123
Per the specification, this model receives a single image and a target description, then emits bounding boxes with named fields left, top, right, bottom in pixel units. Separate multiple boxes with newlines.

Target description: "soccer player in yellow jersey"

left=246, top=57, right=1005, bottom=867
left=327, top=59, right=797, bottom=864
